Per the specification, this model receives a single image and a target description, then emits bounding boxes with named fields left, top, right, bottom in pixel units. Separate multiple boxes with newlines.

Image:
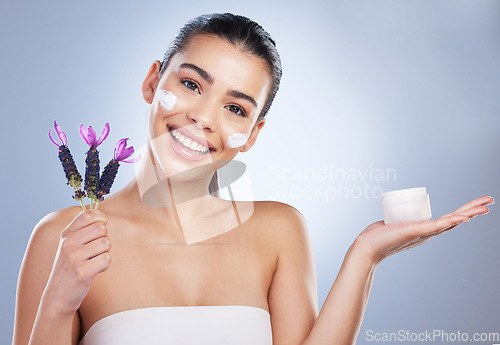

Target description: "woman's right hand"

left=42, top=209, right=111, bottom=316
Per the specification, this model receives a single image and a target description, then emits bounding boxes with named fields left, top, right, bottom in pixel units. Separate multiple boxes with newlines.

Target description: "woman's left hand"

left=355, top=196, right=494, bottom=265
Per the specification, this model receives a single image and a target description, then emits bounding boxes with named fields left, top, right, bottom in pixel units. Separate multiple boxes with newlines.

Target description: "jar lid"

left=382, top=187, right=427, bottom=199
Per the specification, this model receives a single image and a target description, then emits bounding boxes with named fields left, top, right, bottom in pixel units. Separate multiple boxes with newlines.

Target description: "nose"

left=187, top=101, right=218, bottom=132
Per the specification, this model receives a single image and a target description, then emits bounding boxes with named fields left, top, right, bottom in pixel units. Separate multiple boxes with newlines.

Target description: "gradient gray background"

left=1, top=0, right=499, bottom=344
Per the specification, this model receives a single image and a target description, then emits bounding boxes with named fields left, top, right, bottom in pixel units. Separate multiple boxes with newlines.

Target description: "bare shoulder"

left=22, top=205, right=84, bottom=268
left=251, top=201, right=310, bottom=251
left=252, top=200, right=308, bottom=227
left=29, top=206, right=83, bottom=244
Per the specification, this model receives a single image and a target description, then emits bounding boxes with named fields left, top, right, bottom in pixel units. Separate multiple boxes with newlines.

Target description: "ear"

left=240, top=118, right=265, bottom=152
left=142, top=60, right=162, bottom=104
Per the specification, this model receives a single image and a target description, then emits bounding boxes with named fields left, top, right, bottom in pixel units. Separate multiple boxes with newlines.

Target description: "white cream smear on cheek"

left=227, top=133, right=248, bottom=148
left=158, top=90, right=177, bottom=110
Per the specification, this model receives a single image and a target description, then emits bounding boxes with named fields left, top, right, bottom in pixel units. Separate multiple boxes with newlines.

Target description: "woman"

left=13, top=13, right=492, bottom=345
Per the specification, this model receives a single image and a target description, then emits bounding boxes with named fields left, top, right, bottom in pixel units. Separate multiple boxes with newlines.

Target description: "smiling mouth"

left=168, top=125, right=213, bottom=155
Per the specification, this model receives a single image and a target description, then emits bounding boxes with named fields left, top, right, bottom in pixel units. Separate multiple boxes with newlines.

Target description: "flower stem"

left=80, top=199, right=86, bottom=211
left=90, top=198, right=94, bottom=209
left=95, top=201, right=100, bottom=210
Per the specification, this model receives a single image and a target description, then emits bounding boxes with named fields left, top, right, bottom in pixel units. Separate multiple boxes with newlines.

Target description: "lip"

left=168, top=124, right=215, bottom=151
left=170, top=135, right=209, bottom=161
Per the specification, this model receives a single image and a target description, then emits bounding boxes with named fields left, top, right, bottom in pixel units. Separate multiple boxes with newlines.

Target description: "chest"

left=79, top=217, right=277, bottom=336
left=110, top=232, right=274, bottom=301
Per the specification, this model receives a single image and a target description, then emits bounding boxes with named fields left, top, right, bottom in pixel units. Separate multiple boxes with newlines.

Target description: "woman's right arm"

left=12, top=208, right=111, bottom=345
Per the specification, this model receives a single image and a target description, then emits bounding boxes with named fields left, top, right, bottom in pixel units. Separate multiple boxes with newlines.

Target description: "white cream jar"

left=382, top=187, right=432, bottom=224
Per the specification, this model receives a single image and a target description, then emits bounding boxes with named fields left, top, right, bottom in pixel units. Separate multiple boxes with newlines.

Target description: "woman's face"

left=142, top=34, right=271, bottom=180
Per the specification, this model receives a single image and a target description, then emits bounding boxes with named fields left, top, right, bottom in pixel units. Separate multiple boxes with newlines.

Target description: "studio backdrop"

left=1, top=1, right=499, bottom=344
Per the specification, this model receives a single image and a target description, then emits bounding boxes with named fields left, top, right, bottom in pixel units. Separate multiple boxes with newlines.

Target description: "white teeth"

left=170, top=127, right=209, bottom=153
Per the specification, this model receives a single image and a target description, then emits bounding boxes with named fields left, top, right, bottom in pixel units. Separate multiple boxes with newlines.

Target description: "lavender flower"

left=80, top=123, right=109, bottom=204
left=48, top=121, right=85, bottom=201
left=97, top=138, right=141, bottom=201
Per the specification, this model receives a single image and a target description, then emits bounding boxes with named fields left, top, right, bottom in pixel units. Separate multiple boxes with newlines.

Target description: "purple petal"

left=80, top=124, right=99, bottom=148
left=113, top=138, right=129, bottom=160
left=96, top=123, right=110, bottom=146
left=48, top=129, right=60, bottom=147
left=113, top=138, right=141, bottom=163
left=79, top=124, right=91, bottom=146
left=54, top=121, right=67, bottom=146
left=87, top=126, right=97, bottom=147
left=121, top=154, right=142, bottom=164
left=117, top=146, right=135, bottom=161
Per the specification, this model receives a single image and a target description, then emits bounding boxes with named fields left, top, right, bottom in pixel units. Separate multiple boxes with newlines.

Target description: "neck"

left=123, top=142, right=219, bottom=225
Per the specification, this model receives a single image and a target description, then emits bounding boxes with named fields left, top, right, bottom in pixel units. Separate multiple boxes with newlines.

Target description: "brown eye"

left=225, top=104, right=247, bottom=117
left=181, top=79, right=200, bottom=93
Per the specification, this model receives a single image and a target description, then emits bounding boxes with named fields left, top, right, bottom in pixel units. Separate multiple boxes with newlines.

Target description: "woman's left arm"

left=268, top=196, right=493, bottom=345
left=266, top=202, right=319, bottom=345
left=303, top=195, right=493, bottom=345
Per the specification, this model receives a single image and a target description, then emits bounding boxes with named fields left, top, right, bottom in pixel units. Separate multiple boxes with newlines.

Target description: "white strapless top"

left=78, top=306, right=272, bottom=345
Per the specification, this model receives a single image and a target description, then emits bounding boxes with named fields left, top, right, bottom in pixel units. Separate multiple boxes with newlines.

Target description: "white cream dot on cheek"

left=227, top=133, right=248, bottom=148
left=158, top=90, right=177, bottom=110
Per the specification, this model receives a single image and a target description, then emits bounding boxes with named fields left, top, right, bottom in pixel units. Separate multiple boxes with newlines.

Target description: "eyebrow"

left=180, top=63, right=214, bottom=85
left=227, top=90, right=258, bottom=108
left=180, top=62, right=258, bottom=108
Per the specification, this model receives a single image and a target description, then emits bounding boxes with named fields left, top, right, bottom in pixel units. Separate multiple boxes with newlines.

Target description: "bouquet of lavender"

left=49, top=121, right=141, bottom=210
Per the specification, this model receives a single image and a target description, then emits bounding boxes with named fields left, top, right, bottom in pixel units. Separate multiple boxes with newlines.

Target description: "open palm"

left=356, top=196, right=493, bottom=264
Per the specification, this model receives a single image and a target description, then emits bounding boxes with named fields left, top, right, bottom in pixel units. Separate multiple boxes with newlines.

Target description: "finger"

left=441, top=205, right=490, bottom=221
left=430, top=223, right=459, bottom=235
left=87, top=251, right=112, bottom=275
left=440, top=196, right=494, bottom=218
left=407, top=215, right=469, bottom=238
left=410, top=214, right=472, bottom=242
left=73, top=222, right=108, bottom=245
left=454, top=205, right=490, bottom=219
left=81, top=236, right=111, bottom=260
left=65, top=210, right=108, bottom=233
